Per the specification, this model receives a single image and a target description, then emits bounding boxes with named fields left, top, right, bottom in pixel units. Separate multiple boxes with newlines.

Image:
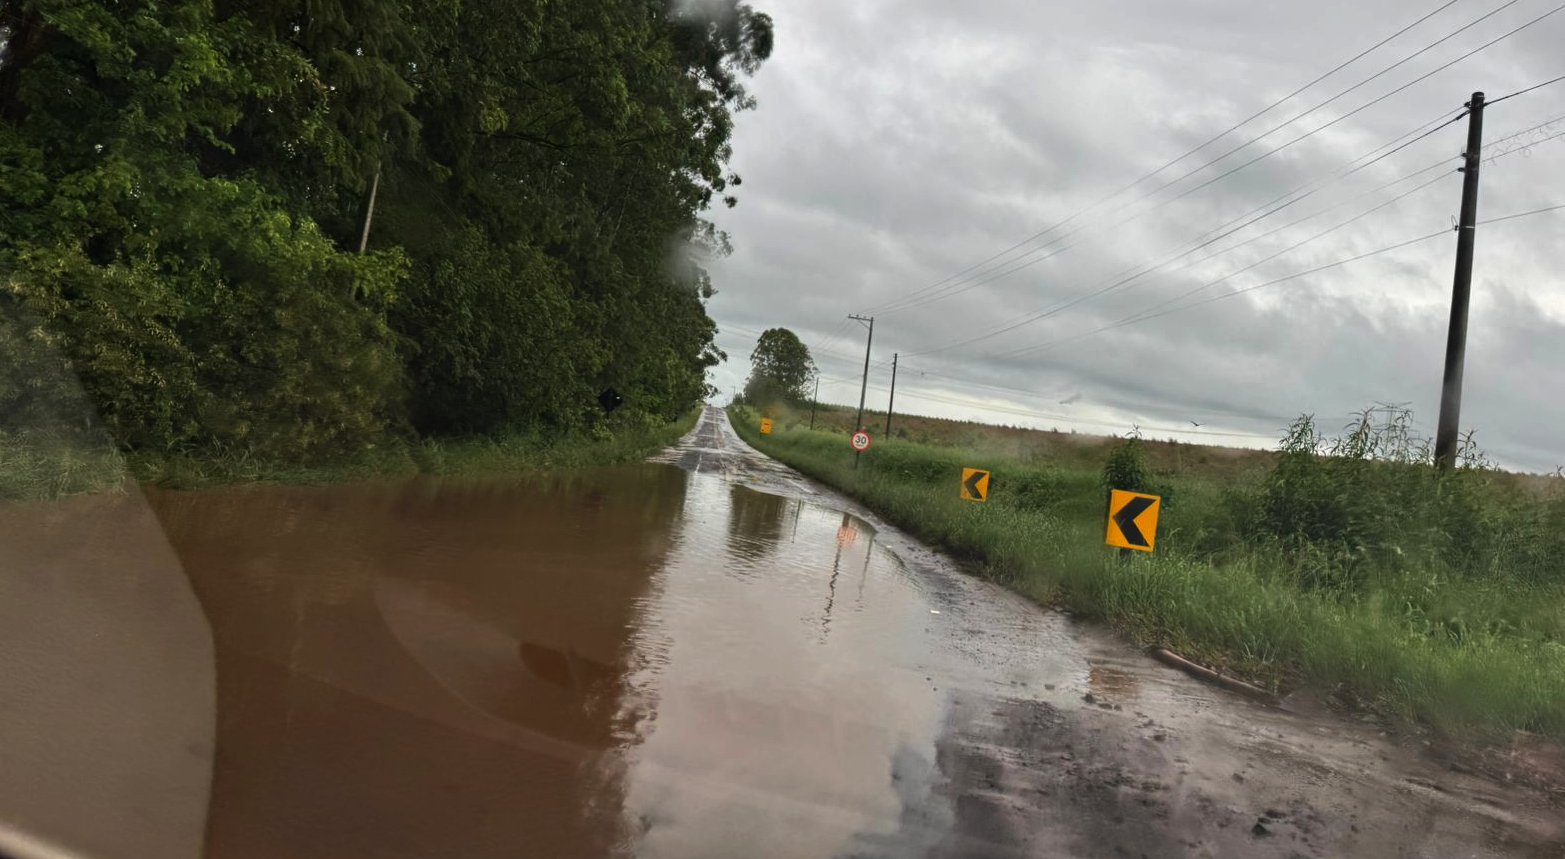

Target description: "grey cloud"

left=706, top=0, right=1565, bottom=471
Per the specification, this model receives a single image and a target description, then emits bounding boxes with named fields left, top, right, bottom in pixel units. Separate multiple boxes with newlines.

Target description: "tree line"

left=0, top=0, right=772, bottom=460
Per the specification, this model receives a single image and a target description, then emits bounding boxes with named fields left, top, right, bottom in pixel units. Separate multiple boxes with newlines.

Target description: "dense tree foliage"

left=742, top=327, right=814, bottom=405
left=0, top=0, right=770, bottom=459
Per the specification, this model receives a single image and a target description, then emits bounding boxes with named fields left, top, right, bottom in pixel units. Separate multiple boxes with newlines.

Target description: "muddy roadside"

left=686, top=407, right=1565, bottom=857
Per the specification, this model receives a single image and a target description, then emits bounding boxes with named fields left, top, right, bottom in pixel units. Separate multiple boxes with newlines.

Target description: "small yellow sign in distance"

left=1106, top=489, right=1161, bottom=552
left=760, top=418, right=774, bottom=435
left=960, top=468, right=991, bottom=503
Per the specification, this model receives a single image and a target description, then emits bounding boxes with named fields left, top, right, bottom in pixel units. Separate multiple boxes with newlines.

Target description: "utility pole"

left=808, top=373, right=820, bottom=430
left=357, top=164, right=382, bottom=254
left=1435, top=92, right=1485, bottom=472
left=849, top=314, right=874, bottom=468
left=885, top=353, right=898, bottom=438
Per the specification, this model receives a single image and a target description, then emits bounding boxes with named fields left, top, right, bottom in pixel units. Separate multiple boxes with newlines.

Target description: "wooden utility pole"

left=809, top=373, right=820, bottom=430
left=357, top=165, right=381, bottom=254
left=1435, top=92, right=1485, bottom=471
left=849, top=314, right=874, bottom=468
left=885, top=353, right=898, bottom=438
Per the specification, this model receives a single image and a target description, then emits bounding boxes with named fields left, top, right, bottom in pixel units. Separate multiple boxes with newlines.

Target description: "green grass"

left=0, top=430, right=129, bottom=500
left=731, top=404, right=1565, bottom=743
left=0, top=409, right=701, bottom=500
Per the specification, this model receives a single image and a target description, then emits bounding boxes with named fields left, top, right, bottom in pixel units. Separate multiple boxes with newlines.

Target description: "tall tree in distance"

left=743, top=328, right=814, bottom=406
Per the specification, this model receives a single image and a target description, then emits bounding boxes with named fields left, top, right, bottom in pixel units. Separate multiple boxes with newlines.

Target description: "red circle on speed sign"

left=850, top=430, right=872, bottom=452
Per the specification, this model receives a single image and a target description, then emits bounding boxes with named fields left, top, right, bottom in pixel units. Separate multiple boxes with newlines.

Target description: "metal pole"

left=809, top=374, right=819, bottom=430
left=885, top=353, right=898, bottom=438
left=848, top=314, right=874, bottom=469
left=1435, top=92, right=1485, bottom=472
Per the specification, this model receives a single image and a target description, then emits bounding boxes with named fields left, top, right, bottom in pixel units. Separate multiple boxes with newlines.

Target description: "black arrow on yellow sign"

left=960, top=468, right=990, bottom=503
left=1112, top=497, right=1155, bottom=547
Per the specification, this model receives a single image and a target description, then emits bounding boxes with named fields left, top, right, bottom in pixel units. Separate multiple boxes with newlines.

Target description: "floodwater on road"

left=148, top=423, right=1073, bottom=858
left=2, top=406, right=1562, bottom=859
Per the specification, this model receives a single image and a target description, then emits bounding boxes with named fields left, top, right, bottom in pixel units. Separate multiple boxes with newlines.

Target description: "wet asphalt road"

left=1, top=405, right=1561, bottom=858
left=645, top=407, right=1565, bottom=859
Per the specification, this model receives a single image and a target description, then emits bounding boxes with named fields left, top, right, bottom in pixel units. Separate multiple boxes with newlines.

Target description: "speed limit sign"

left=850, top=430, right=872, bottom=452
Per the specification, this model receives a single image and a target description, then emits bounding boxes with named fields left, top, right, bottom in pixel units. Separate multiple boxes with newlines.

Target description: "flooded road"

left=2, top=407, right=1562, bottom=858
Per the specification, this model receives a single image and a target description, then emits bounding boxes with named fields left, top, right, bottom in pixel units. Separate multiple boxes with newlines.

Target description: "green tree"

left=0, top=0, right=771, bottom=464
left=743, top=328, right=814, bottom=405
left=0, top=0, right=406, bottom=458
left=202, top=0, right=425, bottom=244
left=380, top=0, right=765, bottom=433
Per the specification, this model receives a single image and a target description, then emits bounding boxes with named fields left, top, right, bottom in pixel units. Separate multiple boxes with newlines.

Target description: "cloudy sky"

left=699, top=0, right=1565, bottom=473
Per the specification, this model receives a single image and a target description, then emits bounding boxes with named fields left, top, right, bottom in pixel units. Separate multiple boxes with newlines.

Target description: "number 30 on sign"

left=850, top=430, right=872, bottom=452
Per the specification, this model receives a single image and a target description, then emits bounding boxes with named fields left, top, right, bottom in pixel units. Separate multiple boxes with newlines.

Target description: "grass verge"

left=0, top=409, right=700, bottom=500
left=729, top=404, right=1565, bottom=746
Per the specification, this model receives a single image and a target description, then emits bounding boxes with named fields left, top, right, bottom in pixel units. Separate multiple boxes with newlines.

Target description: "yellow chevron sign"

left=1106, top=489, right=1161, bottom=552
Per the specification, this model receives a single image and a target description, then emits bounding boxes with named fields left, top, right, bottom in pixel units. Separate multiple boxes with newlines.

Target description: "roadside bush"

left=1240, top=412, right=1562, bottom=589
left=1102, top=436, right=1151, bottom=494
left=1102, top=434, right=1175, bottom=507
left=1004, top=468, right=1067, bottom=512
left=868, top=441, right=965, bottom=483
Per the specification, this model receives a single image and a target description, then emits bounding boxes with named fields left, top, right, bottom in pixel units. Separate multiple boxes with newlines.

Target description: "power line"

left=1023, top=228, right=1454, bottom=355
left=1174, top=158, right=1452, bottom=276
left=868, top=0, right=1541, bottom=317
left=718, top=325, right=874, bottom=377
left=1002, top=136, right=1565, bottom=356
left=892, top=98, right=1565, bottom=362
left=1174, top=100, right=1565, bottom=281
left=1486, top=71, right=1565, bottom=106
left=880, top=6, right=1516, bottom=326
left=1095, top=0, right=1561, bottom=238
left=1484, top=126, right=1565, bottom=161
left=897, top=107, right=1467, bottom=358
left=897, top=364, right=1312, bottom=423
left=886, top=387, right=1280, bottom=439
left=811, top=317, right=855, bottom=359
left=1476, top=201, right=1565, bottom=223
left=1481, top=112, right=1565, bottom=162
left=741, top=162, right=1560, bottom=434
left=855, top=0, right=1468, bottom=316
left=873, top=106, right=1458, bottom=319
left=819, top=349, right=1379, bottom=439
left=1015, top=195, right=1565, bottom=356
left=720, top=320, right=884, bottom=372
left=993, top=164, right=1456, bottom=361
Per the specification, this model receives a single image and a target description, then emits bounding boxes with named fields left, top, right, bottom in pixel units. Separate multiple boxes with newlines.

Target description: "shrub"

left=1004, top=468, right=1066, bottom=512
left=1239, top=411, right=1563, bottom=590
left=1102, top=436, right=1151, bottom=494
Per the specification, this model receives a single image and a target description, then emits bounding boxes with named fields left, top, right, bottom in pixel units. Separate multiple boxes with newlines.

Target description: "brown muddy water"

left=1, top=407, right=1562, bottom=859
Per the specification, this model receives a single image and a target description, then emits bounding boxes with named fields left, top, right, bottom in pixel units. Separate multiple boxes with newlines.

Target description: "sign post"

left=1105, top=489, right=1161, bottom=553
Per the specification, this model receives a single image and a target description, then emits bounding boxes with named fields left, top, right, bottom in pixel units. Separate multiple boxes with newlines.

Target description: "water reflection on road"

left=145, top=426, right=1010, bottom=857
left=619, top=477, right=945, bottom=858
